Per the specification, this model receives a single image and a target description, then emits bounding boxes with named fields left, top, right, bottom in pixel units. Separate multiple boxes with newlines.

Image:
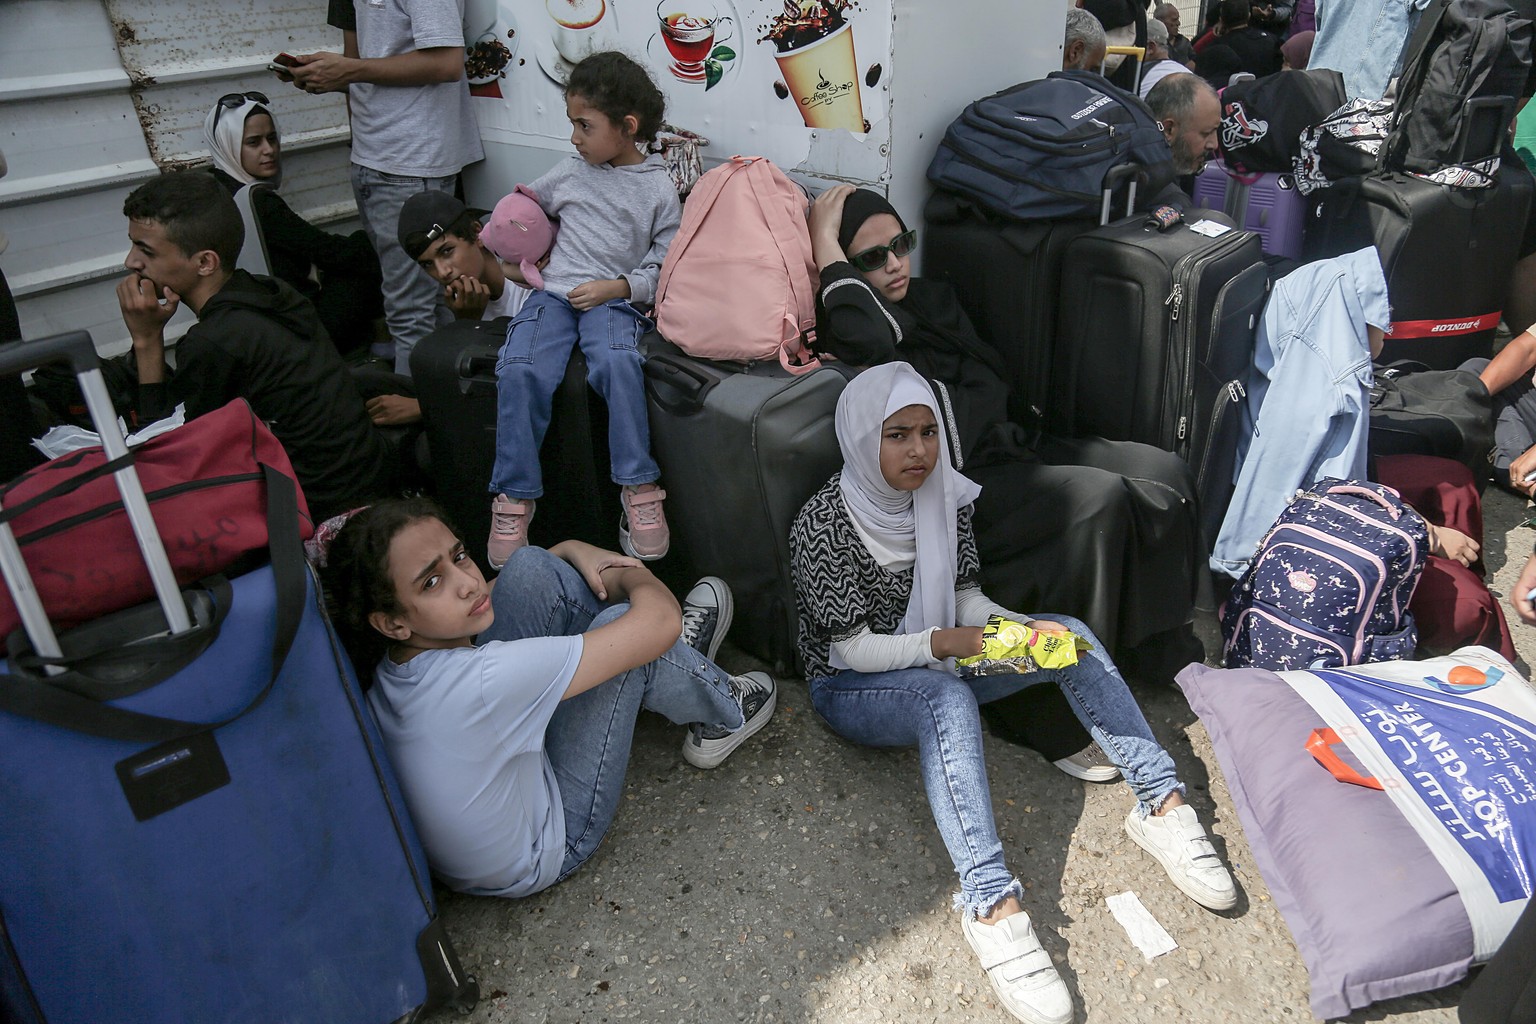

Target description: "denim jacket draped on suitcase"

left=1211, top=247, right=1392, bottom=577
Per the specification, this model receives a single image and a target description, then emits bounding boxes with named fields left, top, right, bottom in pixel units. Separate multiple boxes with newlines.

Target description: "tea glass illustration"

left=656, top=0, right=733, bottom=81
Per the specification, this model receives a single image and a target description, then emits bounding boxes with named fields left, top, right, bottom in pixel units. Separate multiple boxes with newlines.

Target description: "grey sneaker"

left=680, top=576, right=733, bottom=663
left=682, top=671, right=776, bottom=769
left=1051, top=740, right=1120, bottom=783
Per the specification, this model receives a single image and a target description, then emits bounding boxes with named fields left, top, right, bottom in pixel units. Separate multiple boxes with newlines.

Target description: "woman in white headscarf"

left=204, top=91, right=382, bottom=354
left=789, top=363, right=1237, bottom=1024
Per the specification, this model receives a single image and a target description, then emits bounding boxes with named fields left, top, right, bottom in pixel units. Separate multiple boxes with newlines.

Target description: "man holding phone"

left=282, top=0, right=483, bottom=377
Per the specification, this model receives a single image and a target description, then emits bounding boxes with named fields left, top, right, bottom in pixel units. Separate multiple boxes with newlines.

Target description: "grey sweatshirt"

left=527, top=153, right=681, bottom=305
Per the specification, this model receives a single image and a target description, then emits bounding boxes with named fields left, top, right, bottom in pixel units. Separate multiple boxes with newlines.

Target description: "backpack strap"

left=739, top=157, right=822, bottom=374
left=654, top=156, right=751, bottom=305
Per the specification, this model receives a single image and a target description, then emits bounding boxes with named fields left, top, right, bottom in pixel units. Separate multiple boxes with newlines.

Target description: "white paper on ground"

left=1105, top=890, right=1178, bottom=960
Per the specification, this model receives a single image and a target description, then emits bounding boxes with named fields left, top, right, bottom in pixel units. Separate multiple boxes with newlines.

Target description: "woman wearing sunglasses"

left=807, top=186, right=1206, bottom=744
left=204, top=91, right=384, bottom=355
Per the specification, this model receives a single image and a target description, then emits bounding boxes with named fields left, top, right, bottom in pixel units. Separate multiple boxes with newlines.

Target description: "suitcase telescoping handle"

left=0, top=332, right=194, bottom=668
left=1101, top=163, right=1143, bottom=226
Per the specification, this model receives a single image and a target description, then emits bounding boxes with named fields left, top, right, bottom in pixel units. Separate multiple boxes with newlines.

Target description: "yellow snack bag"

left=956, top=615, right=1092, bottom=676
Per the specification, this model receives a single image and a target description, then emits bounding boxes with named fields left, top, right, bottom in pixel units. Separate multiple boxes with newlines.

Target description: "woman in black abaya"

left=807, top=186, right=1204, bottom=686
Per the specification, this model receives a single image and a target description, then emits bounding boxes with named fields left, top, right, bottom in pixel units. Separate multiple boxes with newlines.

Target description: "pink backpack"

left=654, top=156, right=821, bottom=373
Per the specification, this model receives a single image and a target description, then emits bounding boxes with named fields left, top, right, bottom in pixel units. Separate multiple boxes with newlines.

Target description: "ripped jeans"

left=807, top=614, right=1183, bottom=918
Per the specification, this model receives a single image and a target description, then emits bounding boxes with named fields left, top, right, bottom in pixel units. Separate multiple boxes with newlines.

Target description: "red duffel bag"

left=0, top=399, right=313, bottom=637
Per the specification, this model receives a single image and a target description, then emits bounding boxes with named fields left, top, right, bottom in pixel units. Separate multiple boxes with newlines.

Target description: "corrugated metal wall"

left=0, top=0, right=356, bottom=356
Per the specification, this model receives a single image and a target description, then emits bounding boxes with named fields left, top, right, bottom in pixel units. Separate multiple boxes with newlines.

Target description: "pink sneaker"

left=487, top=495, right=535, bottom=570
left=619, top=484, right=670, bottom=561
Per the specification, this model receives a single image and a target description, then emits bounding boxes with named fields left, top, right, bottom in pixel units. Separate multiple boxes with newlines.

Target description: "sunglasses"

left=848, top=229, right=917, bottom=272
left=213, top=91, right=270, bottom=131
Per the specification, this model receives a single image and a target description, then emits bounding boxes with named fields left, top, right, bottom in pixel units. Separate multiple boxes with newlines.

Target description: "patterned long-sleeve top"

left=790, top=475, right=983, bottom=682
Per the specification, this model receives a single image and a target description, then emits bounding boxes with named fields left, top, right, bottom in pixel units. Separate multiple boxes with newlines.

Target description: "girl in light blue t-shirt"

left=318, top=497, right=774, bottom=897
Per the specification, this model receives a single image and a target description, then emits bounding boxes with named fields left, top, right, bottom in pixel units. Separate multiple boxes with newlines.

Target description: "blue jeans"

left=350, top=164, right=456, bottom=375
left=1312, top=0, right=1432, bottom=100
left=480, top=546, right=742, bottom=882
left=808, top=614, right=1183, bottom=917
left=491, top=291, right=660, bottom=499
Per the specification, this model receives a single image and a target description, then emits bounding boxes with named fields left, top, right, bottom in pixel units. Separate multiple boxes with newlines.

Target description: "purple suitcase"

left=1192, top=159, right=1305, bottom=259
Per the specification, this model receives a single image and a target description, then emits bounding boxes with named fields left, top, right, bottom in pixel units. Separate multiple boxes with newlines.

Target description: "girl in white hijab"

left=790, top=362, right=1237, bottom=1024
left=201, top=91, right=383, bottom=354
left=204, top=91, right=281, bottom=188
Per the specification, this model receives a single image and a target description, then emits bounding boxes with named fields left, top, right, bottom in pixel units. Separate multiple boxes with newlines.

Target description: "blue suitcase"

left=0, top=333, right=478, bottom=1024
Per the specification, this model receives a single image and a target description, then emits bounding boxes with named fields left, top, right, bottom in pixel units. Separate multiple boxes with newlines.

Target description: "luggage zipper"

left=959, top=108, right=1124, bottom=156
left=1167, top=282, right=1187, bottom=447
left=1311, top=495, right=1422, bottom=624
left=1167, top=233, right=1255, bottom=456
left=944, top=148, right=1101, bottom=204
left=1193, top=379, right=1245, bottom=490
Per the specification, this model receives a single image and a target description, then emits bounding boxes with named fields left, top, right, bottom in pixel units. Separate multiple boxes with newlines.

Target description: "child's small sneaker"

left=487, top=495, right=535, bottom=570
left=619, top=484, right=669, bottom=560
left=680, top=576, right=733, bottom=663
left=961, top=912, right=1073, bottom=1024
left=1051, top=740, right=1120, bottom=783
left=1125, top=802, right=1238, bottom=911
left=682, top=671, right=776, bottom=769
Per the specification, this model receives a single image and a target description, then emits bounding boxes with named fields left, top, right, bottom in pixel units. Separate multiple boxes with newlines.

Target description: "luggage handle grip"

left=644, top=352, right=722, bottom=416
left=1324, top=484, right=1400, bottom=518
left=0, top=330, right=101, bottom=379
left=1306, top=728, right=1384, bottom=790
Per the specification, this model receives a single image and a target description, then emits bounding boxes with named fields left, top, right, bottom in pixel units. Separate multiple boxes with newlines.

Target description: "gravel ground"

left=424, top=486, right=1536, bottom=1024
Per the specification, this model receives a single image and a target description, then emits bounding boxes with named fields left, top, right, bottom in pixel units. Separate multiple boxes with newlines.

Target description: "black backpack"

left=1384, top=0, right=1534, bottom=173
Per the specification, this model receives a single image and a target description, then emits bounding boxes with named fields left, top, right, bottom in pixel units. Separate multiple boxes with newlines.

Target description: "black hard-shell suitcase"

left=1302, top=160, right=1535, bottom=368
left=922, top=191, right=1097, bottom=432
left=643, top=339, right=849, bottom=672
left=0, top=332, right=477, bottom=1024
left=1054, top=215, right=1269, bottom=543
left=411, top=317, right=619, bottom=571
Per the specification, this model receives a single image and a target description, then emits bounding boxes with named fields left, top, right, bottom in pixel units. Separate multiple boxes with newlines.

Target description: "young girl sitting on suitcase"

left=317, top=498, right=775, bottom=897
left=789, top=363, right=1236, bottom=1024
left=487, top=51, right=681, bottom=569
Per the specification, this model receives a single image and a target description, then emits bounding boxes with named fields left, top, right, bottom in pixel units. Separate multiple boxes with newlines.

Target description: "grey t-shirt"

left=368, top=635, right=581, bottom=896
left=527, top=154, right=681, bottom=305
left=346, top=0, right=484, bottom=178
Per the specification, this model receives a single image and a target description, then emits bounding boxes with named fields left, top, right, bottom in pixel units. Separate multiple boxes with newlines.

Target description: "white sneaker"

left=1051, top=740, right=1120, bottom=783
left=961, top=912, right=1073, bottom=1024
left=1125, top=803, right=1238, bottom=911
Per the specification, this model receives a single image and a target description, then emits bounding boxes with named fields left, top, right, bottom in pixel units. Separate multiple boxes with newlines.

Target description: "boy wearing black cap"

left=397, top=191, right=533, bottom=324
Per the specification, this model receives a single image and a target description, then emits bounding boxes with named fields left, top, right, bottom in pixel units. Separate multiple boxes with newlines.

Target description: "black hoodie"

left=138, top=270, right=393, bottom=520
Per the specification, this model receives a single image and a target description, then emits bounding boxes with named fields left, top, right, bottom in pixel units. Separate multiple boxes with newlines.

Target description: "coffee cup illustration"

left=548, top=0, right=612, bottom=65
left=773, top=20, right=863, bottom=132
left=657, top=0, right=734, bottom=81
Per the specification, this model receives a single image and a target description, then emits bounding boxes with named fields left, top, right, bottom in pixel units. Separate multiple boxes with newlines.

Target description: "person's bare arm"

left=560, top=565, right=682, bottom=699
left=1480, top=329, right=1536, bottom=395
left=287, top=44, right=464, bottom=94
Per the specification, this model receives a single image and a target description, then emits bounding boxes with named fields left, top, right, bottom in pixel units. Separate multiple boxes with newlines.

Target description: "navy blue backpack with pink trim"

left=1220, top=479, right=1430, bottom=671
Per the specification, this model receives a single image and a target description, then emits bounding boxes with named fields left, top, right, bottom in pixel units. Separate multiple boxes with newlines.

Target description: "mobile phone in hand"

left=268, top=52, right=299, bottom=76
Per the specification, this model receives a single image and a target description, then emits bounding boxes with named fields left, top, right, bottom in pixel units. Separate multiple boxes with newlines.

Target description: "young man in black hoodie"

left=116, top=170, right=393, bottom=520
